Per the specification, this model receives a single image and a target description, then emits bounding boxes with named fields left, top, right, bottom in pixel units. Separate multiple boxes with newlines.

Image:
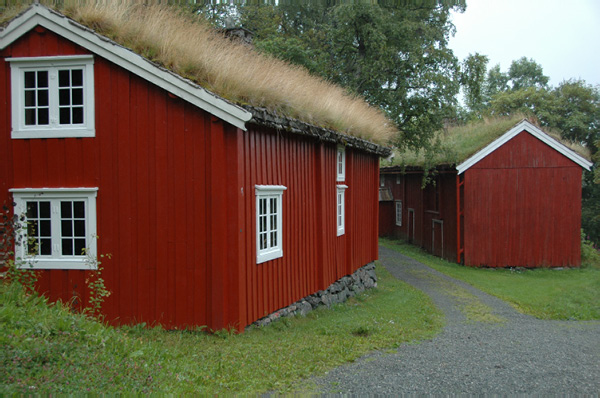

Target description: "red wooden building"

left=380, top=119, right=592, bottom=268
left=0, top=5, right=389, bottom=330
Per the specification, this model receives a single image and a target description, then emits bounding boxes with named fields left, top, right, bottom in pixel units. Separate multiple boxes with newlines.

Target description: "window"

left=9, top=55, right=95, bottom=139
left=380, top=175, right=385, bottom=187
left=336, top=145, right=345, bottom=182
left=256, top=185, right=286, bottom=264
left=396, top=174, right=401, bottom=185
left=10, top=188, right=98, bottom=269
left=336, top=185, right=348, bottom=236
left=395, top=200, right=402, bottom=226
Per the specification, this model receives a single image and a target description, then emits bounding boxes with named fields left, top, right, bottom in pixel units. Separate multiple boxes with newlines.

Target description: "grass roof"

left=383, top=115, right=591, bottom=169
left=1, top=2, right=397, bottom=146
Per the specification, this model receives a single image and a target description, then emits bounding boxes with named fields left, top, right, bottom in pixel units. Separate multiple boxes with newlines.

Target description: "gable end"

left=456, top=120, right=593, bottom=174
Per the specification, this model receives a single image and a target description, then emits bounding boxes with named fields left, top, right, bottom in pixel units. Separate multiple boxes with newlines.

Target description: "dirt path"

left=314, top=246, right=600, bottom=395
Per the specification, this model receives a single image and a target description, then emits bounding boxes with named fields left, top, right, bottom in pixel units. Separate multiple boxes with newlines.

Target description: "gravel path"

left=314, top=246, right=600, bottom=395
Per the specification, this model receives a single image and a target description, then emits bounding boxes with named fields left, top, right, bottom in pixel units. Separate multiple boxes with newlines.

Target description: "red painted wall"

left=1, top=28, right=380, bottom=330
left=463, top=131, right=582, bottom=267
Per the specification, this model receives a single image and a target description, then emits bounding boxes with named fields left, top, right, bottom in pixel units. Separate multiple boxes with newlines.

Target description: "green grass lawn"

left=380, top=237, right=600, bottom=321
left=0, top=265, right=442, bottom=394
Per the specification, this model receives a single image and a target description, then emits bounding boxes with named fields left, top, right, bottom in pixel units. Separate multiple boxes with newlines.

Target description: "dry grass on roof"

left=385, top=115, right=591, bottom=168
left=2, top=2, right=397, bottom=145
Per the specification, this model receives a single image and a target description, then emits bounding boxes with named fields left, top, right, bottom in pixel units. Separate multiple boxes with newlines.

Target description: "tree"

left=459, top=53, right=489, bottom=113
left=484, top=64, right=509, bottom=100
left=508, top=57, right=549, bottom=90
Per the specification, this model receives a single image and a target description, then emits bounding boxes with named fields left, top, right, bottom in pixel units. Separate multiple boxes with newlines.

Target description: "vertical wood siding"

left=1, top=28, right=380, bottom=330
left=238, top=126, right=379, bottom=327
left=464, top=132, right=582, bottom=267
left=378, top=170, right=458, bottom=262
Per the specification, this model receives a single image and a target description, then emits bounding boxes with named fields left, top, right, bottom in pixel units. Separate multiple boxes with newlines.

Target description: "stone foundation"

left=248, top=262, right=377, bottom=329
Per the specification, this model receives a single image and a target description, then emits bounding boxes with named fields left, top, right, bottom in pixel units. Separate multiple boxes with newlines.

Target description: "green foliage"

left=581, top=230, right=600, bottom=269
left=507, top=56, right=549, bottom=90
left=1, top=264, right=442, bottom=394
left=380, top=238, right=600, bottom=320
left=83, top=248, right=112, bottom=319
left=459, top=52, right=489, bottom=113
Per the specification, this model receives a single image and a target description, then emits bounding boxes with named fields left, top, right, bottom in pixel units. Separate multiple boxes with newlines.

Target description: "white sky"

left=449, top=0, right=600, bottom=87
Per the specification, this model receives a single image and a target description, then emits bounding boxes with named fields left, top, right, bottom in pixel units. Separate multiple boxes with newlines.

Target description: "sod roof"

left=383, top=115, right=591, bottom=170
left=0, top=3, right=396, bottom=153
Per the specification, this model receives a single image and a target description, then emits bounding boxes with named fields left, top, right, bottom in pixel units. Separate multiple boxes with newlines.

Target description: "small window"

left=10, top=188, right=98, bottom=269
left=395, top=200, right=402, bottom=226
left=336, top=145, right=345, bottom=182
left=396, top=174, right=401, bottom=185
left=336, top=185, right=348, bottom=236
left=380, top=175, right=385, bottom=187
left=256, top=185, right=286, bottom=264
left=9, top=55, right=95, bottom=139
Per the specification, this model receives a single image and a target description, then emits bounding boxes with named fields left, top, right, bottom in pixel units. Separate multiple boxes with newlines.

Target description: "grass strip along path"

left=380, top=238, right=600, bottom=320
left=1, top=265, right=442, bottom=395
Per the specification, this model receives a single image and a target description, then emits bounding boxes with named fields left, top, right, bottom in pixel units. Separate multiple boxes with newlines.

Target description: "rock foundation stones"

left=249, top=262, right=377, bottom=329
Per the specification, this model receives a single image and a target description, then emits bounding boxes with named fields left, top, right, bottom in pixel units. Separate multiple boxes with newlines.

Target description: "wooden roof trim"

left=456, top=119, right=593, bottom=174
left=0, top=4, right=252, bottom=131
left=245, top=106, right=392, bottom=157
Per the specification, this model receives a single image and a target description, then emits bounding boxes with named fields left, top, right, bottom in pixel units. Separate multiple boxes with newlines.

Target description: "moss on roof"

left=383, top=115, right=591, bottom=169
left=1, top=2, right=397, bottom=146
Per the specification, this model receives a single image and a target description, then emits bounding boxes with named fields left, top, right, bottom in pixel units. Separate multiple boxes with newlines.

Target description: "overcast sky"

left=449, top=0, right=600, bottom=88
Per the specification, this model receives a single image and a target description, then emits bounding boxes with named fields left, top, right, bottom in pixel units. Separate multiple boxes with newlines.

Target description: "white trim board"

left=456, top=120, right=593, bottom=175
left=0, top=4, right=252, bottom=131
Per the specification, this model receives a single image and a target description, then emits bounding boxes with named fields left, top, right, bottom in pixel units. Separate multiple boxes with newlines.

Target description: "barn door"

left=407, top=208, right=415, bottom=243
left=432, top=219, right=444, bottom=258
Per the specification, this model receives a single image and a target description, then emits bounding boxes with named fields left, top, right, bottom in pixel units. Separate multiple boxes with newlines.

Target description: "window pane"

left=39, top=202, right=50, bottom=218
left=74, top=220, right=85, bottom=237
left=74, top=238, right=86, bottom=255
left=37, top=71, right=48, bottom=88
left=24, top=71, right=36, bottom=88
left=59, top=88, right=70, bottom=105
left=61, top=201, right=72, bottom=218
left=40, top=220, right=51, bottom=237
left=25, top=109, right=36, bottom=125
left=40, top=238, right=51, bottom=255
left=72, top=88, right=83, bottom=105
left=26, top=202, right=38, bottom=218
left=62, top=238, right=73, bottom=255
left=73, top=201, right=85, bottom=218
left=271, top=231, right=276, bottom=246
left=59, top=107, right=71, bottom=124
left=61, top=220, right=72, bottom=237
left=72, top=107, right=84, bottom=124
left=38, top=108, right=49, bottom=125
left=72, top=69, right=83, bottom=86
left=25, top=90, right=35, bottom=106
left=58, top=69, right=70, bottom=87
left=38, top=89, right=49, bottom=106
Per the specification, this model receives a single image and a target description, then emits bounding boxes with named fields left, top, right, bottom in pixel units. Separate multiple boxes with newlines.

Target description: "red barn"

left=0, top=5, right=390, bottom=330
left=380, top=119, right=592, bottom=268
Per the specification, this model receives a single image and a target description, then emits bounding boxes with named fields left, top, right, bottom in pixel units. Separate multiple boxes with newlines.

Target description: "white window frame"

left=395, top=200, right=403, bottom=227
left=10, top=188, right=98, bottom=269
left=336, top=145, right=346, bottom=182
left=9, top=55, right=95, bottom=139
left=255, top=185, right=286, bottom=264
left=336, top=185, right=348, bottom=236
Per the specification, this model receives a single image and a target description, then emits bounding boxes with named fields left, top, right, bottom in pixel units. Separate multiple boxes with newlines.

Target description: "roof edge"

left=456, top=119, right=593, bottom=174
left=0, top=4, right=252, bottom=130
left=245, top=106, right=392, bottom=157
